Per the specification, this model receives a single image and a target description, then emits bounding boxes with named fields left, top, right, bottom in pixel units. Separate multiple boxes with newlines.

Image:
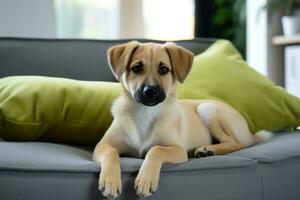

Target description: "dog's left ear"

left=107, top=41, right=140, bottom=80
left=164, top=42, right=194, bottom=83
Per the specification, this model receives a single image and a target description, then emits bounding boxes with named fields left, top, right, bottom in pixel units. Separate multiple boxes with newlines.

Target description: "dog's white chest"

left=127, top=105, right=161, bottom=156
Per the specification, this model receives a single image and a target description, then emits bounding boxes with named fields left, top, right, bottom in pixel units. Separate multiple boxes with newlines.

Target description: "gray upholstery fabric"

left=0, top=164, right=261, bottom=200
left=231, top=132, right=300, bottom=200
left=259, top=157, right=300, bottom=200
left=231, top=132, right=300, bottom=162
left=0, top=171, right=101, bottom=200
left=0, top=140, right=256, bottom=173
left=0, top=38, right=215, bottom=82
left=1, top=132, right=300, bottom=200
left=0, top=141, right=96, bottom=172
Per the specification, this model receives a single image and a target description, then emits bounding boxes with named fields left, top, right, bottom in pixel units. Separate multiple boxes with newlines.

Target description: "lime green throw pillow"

left=0, top=76, right=121, bottom=145
left=178, top=40, right=300, bottom=133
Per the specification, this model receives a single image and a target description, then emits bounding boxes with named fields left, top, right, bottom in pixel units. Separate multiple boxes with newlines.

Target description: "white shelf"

left=273, top=35, right=300, bottom=45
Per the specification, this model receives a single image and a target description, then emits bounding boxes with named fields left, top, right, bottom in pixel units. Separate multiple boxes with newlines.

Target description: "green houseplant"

left=213, top=0, right=246, bottom=57
left=263, top=0, right=300, bottom=36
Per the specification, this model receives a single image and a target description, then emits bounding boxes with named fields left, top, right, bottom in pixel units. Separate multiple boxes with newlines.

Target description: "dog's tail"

left=253, top=130, right=273, bottom=144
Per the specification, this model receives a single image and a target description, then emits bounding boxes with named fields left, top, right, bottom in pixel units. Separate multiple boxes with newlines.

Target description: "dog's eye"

left=159, top=64, right=169, bottom=75
left=131, top=63, right=143, bottom=74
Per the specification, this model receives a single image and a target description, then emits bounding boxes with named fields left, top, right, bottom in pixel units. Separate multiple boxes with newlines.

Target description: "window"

left=143, top=0, right=194, bottom=40
left=54, top=0, right=194, bottom=40
left=55, top=0, right=119, bottom=39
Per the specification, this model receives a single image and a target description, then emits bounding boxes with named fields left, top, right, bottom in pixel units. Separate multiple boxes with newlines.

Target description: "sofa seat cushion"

left=231, top=131, right=300, bottom=163
left=1, top=131, right=299, bottom=173
left=0, top=142, right=261, bottom=200
left=0, top=140, right=256, bottom=173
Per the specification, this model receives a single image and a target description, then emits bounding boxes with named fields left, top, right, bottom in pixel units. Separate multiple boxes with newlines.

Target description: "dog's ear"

left=164, top=42, right=194, bottom=83
left=107, top=41, right=140, bottom=80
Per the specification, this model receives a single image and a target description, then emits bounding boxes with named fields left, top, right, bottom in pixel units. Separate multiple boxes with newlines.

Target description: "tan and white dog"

left=93, top=41, right=271, bottom=199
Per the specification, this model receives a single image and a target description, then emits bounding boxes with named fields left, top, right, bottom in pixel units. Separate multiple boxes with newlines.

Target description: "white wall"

left=246, top=0, right=268, bottom=75
left=0, top=0, right=56, bottom=38
left=247, top=0, right=284, bottom=86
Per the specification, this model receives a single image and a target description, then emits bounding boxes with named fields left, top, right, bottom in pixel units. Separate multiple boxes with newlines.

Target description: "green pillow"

left=0, top=76, right=121, bottom=145
left=178, top=40, right=300, bottom=133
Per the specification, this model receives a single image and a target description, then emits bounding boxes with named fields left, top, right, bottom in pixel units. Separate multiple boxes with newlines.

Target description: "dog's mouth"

left=134, top=85, right=166, bottom=106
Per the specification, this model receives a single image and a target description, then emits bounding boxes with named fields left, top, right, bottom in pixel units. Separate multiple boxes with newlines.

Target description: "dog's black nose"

left=143, top=85, right=160, bottom=98
left=134, top=85, right=165, bottom=106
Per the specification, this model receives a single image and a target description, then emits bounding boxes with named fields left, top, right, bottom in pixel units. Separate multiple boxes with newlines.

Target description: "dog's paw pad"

left=194, top=147, right=214, bottom=158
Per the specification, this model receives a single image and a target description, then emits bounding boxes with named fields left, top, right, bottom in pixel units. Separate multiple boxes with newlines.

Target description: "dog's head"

left=108, top=41, right=193, bottom=106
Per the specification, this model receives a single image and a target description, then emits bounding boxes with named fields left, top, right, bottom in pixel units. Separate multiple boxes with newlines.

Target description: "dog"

left=92, top=41, right=271, bottom=199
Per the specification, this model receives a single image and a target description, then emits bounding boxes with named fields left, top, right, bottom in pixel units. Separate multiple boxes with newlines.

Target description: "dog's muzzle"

left=134, top=85, right=166, bottom=106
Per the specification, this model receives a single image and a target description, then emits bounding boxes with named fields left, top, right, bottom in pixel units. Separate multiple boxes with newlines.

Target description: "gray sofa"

left=0, top=37, right=299, bottom=200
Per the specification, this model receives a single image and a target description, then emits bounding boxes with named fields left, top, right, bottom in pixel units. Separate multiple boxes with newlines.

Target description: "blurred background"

left=0, top=0, right=246, bottom=54
left=0, top=0, right=299, bottom=94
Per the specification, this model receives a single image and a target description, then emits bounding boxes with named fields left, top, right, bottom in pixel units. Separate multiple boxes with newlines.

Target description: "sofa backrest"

left=0, top=37, right=216, bottom=82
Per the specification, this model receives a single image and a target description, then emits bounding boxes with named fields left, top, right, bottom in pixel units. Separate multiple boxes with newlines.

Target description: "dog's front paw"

left=134, top=173, right=158, bottom=198
left=99, top=167, right=122, bottom=199
left=134, top=165, right=159, bottom=198
left=194, top=146, right=215, bottom=158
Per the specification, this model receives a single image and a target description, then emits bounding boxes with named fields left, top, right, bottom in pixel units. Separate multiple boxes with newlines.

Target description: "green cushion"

left=0, top=76, right=121, bottom=145
left=0, top=40, right=299, bottom=146
left=178, top=40, right=300, bottom=133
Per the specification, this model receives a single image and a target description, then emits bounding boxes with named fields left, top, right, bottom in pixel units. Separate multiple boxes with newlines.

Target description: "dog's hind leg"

left=194, top=102, right=253, bottom=157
